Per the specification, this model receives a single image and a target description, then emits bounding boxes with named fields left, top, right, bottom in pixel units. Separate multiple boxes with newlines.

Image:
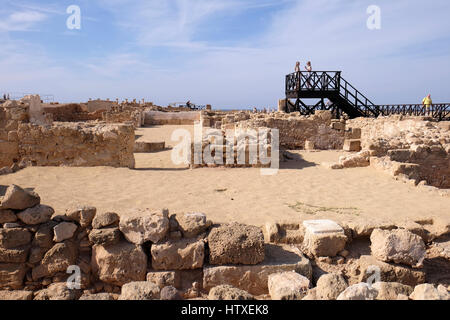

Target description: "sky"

left=0, top=0, right=449, bottom=108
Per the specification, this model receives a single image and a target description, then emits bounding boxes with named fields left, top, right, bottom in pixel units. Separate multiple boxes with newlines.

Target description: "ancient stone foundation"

left=0, top=98, right=136, bottom=170
left=0, top=185, right=448, bottom=300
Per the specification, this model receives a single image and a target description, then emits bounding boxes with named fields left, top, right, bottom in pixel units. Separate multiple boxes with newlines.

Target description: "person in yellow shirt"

left=422, top=94, right=432, bottom=111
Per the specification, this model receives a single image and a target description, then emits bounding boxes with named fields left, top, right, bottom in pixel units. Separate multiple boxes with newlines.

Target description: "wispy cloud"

left=0, top=10, right=47, bottom=31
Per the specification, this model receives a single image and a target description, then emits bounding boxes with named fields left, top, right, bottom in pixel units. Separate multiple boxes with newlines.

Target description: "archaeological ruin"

left=0, top=92, right=449, bottom=301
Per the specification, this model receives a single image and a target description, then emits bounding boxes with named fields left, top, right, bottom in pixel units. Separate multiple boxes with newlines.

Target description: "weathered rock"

left=16, top=205, right=54, bottom=225
left=340, top=218, right=396, bottom=239
left=160, top=286, right=182, bottom=300
left=151, top=238, right=205, bottom=270
left=2, top=223, right=21, bottom=229
left=79, top=292, right=116, bottom=300
left=316, top=273, right=348, bottom=300
left=348, top=255, right=426, bottom=287
left=0, top=228, right=32, bottom=249
left=146, top=271, right=180, bottom=289
left=0, top=290, right=33, bottom=300
left=118, top=281, right=160, bottom=300
left=88, top=227, right=121, bottom=246
left=372, top=282, right=413, bottom=300
left=0, top=263, right=27, bottom=289
left=66, top=206, right=96, bottom=228
left=32, top=222, right=57, bottom=248
left=92, top=212, right=120, bottom=229
left=0, top=210, right=17, bottom=224
left=91, top=241, right=147, bottom=286
left=119, top=209, right=169, bottom=245
left=302, top=220, right=347, bottom=257
left=208, top=223, right=265, bottom=265
left=343, top=139, right=361, bottom=152
left=34, top=282, right=80, bottom=300
left=410, top=284, right=447, bottom=300
left=175, top=212, right=212, bottom=238
left=0, top=246, right=29, bottom=263
left=0, top=185, right=40, bottom=210
left=437, top=285, right=450, bottom=300
left=32, top=241, right=78, bottom=280
left=302, top=288, right=318, bottom=300
left=370, top=229, right=426, bottom=267
left=336, top=283, right=378, bottom=300
left=203, top=244, right=312, bottom=296
left=53, top=222, right=78, bottom=242
left=268, top=271, right=310, bottom=300
left=208, top=285, right=254, bottom=300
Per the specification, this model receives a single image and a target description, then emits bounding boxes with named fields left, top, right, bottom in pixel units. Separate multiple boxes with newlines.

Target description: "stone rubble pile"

left=0, top=185, right=448, bottom=300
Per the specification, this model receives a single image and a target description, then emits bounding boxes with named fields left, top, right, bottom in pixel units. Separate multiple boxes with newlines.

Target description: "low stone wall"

left=0, top=101, right=136, bottom=170
left=43, top=104, right=103, bottom=122
left=144, top=111, right=201, bottom=125
left=0, top=185, right=448, bottom=300
left=17, top=122, right=135, bottom=168
left=202, top=110, right=349, bottom=150
left=347, top=116, right=450, bottom=188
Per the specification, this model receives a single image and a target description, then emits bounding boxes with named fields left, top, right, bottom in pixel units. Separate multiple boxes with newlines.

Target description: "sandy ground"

left=1, top=125, right=449, bottom=227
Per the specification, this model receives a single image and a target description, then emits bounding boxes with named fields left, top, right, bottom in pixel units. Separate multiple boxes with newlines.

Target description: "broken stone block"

left=146, top=271, right=180, bottom=289
left=0, top=210, right=17, bottom=224
left=348, top=255, right=425, bottom=287
left=208, top=285, right=254, bottom=300
left=203, top=244, right=312, bottom=296
left=370, top=229, right=426, bottom=267
left=91, top=241, right=147, bottom=286
left=336, top=283, right=378, bottom=300
left=160, top=286, right=182, bottom=300
left=92, top=212, right=120, bottom=229
left=53, top=222, right=78, bottom=242
left=32, top=241, right=78, bottom=280
left=316, top=273, right=348, bottom=300
left=16, top=205, right=54, bottom=225
left=119, top=209, right=169, bottom=245
left=65, top=206, right=96, bottom=228
left=302, top=220, right=347, bottom=257
left=0, top=185, right=40, bottom=210
left=88, top=228, right=121, bottom=246
left=34, top=282, right=80, bottom=300
left=0, top=228, right=32, bottom=249
left=0, top=290, right=33, bottom=300
left=321, top=162, right=343, bottom=170
left=372, top=282, right=413, bottom=300
left=151, top=238, right=205, bottom=270
left=118, top=281, right=160, bottom=300
left=409, top=284, right=448, bottom=300
left=343, top=139, right=361, bottom=152
left=208, top=222, right=265, bottom=265
left=0, top=263, right=27, bottom=289
left=268, top=271, right=310, bottom=300
left=175, top=212, right=212, bottom=238
left=0, top=246, right=30, bottom=263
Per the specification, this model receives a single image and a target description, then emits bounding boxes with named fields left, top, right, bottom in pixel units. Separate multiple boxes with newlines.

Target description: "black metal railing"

left=286, top=71, right=341, bottom=93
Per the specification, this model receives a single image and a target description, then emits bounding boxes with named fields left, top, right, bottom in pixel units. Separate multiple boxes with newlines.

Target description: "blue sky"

left=1, top=0, right=449, bottom=108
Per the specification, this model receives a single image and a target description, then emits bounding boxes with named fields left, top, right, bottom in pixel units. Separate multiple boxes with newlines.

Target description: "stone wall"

left=0, top=185, right=448, bottom=300
left=214, top=110, right=348, bottom=150
left=43, top=104, right=103, bottom=122
left=17, top=122, right=135, bottom=169
left=0, top=101, right=136, bottom=170
left=144, top=111, right=201, bottom=125
left=347, top=116, right=450, bottom=188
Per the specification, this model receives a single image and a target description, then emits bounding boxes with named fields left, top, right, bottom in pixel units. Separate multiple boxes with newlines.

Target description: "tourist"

left=295, top=61, right=300, bottom=73
left=305, top=61, right=312, bottom=89
left=186, top=100, right=191, bottom=109
left=422, top=94, right=432, bottom=112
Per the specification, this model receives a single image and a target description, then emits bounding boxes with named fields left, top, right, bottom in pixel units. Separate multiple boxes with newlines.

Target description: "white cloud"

left=0, top=10, right=47, bottom=31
